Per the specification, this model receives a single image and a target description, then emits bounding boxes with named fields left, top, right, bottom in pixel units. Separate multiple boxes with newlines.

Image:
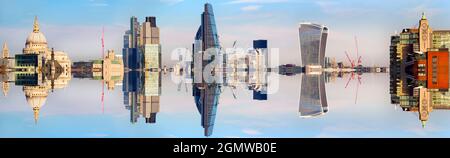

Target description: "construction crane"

left=345, top=51, right=355, bottom=69
left=101, top=27, right=105, bottom=113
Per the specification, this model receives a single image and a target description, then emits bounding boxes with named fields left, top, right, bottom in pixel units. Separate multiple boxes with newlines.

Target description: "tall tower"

left=192, top=3, right=222, bottom=137
left=419, top=12, right=432, bottom=53
left=299, top=23, right=328, bottom=73
left=141, top=16, right=161, bottom=124
left=418, top=87, right=432, bottom=128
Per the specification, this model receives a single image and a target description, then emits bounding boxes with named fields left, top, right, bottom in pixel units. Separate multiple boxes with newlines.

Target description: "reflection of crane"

left=101, top=27, right=105, bottom=113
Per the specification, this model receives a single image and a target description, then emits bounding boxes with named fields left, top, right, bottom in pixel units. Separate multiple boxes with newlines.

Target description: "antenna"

left=101, top=27, right=105, bottom=114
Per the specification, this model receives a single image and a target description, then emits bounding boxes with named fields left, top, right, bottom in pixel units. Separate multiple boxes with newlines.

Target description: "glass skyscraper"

left=299, top=23, right=328, bottom=68
left=192, top=3, right=222, bottom=137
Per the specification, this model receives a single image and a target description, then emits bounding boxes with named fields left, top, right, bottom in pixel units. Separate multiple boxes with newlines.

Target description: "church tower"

left=419, top=12, right=433, bottom=53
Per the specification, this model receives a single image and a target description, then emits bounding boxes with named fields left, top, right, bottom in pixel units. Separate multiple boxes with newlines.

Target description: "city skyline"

left=1, top=0, right=450, bottom=138
left=2, top=0, right=450, bottom=66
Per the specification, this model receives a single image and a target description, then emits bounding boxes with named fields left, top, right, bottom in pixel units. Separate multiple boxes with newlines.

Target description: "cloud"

left=160, top=0, right=184, bottom=5
left=241, top=5, right=262, bottom=11
left=242, top=129, right=262, bottom=135
left=89, top=0, right=109, bottom=7
left=228, top=0, right=290, bottom=4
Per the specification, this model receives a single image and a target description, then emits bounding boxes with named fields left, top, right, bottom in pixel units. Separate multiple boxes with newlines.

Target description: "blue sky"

left=1, top=0, right=450, bottom=65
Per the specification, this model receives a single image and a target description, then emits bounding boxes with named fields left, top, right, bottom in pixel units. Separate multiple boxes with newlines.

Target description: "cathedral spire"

left=2, top=82, right=9, bottom=97
left=33, top=107, right=40, bottom=124
left=2, top=42, right=8, bottom=58
left=421, top=12, right=426, bottom=20
left=33, top=16, right=40, bottom=33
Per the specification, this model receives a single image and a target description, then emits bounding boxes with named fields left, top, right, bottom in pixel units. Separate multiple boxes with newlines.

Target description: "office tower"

left=123, top=16, right=141, bottom=70
left=142, top=16, right=161, bottom=71
left=299, top=23, right=328, bottom=72
left=252, top=40, right=268, bottom=101
left=141, top=16, right=161, bottom=124
left=192, top=3, right=222, bottom=137
left=122, top=16, right=161, bottom=124
left=122, top=30, right=131, bottom=69
left=432, top=30, right=450, bottom=49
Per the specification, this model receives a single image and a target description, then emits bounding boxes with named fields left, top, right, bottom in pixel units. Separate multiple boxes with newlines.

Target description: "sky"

left=1, top=0, right=450, bottom=66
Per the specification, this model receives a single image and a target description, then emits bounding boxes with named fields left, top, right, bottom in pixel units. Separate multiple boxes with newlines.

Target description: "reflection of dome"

left=26, top=95, right=47, bottom=109
left=23, top=85, right=49, bottom=124
left=25, top=16, right=48, bottom=48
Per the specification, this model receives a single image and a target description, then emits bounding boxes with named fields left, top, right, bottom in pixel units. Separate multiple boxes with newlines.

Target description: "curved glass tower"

left=299, top=23, right=328, bottom=69
left=298, top=23, right=328, bottom=117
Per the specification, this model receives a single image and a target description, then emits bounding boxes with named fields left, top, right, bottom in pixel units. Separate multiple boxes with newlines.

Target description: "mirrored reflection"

left=389, top=13, right=450, bottom=128
left=3, top=3, right=450, bottom=138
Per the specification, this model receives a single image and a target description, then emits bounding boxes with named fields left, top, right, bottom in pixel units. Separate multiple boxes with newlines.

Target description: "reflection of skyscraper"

left=192, top=3, right=222, bottom=137
left=299, top=73, right=328, bottom=117
left=299, top=23, right=328, bottom=73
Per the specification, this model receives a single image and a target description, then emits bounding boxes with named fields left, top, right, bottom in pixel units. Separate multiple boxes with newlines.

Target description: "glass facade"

left=299, top=23, right=328, bottom=67
left=192, top=3, right=222, bottom=137
left=299, top=74, right=328, bottom=117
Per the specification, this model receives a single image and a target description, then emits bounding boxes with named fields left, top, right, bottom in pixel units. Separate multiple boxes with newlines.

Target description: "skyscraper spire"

left=33, top=16, right=40, bottom=33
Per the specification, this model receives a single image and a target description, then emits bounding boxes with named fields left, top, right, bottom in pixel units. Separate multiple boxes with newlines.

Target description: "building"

left=192, top=3, right=222, bottom=137
left=299, top=23, right=328, bottom=73
left=121, top=16, right=161, bottom=124
left=142, top=16, right=161, bottom=71
left=432, top=30, right=450, bottom=49
left=427, top=50, right=449, bottom=90
left=17, top=17, right=72, bottom=123
left=389, top=13, right=450, bottom=127
left=250, top=40, right=268, bottom=101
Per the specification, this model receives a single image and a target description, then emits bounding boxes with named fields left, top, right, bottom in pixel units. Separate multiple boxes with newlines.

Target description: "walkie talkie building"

left=299, top=23, right=328, bottom=72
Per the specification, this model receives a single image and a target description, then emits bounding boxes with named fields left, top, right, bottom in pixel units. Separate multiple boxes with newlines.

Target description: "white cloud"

left=160, top=0, right=184, bottom=5
left=241, top=5, right=262, bottom=11
left=89, top=0, right=109, bottom=7
left=228, top=0, right=290, bottom=4
left=242, top=129, right=262, bottom=135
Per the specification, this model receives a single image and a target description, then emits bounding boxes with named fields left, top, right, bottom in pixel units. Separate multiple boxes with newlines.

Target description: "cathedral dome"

left=26, top=32, right=47, bottom=45
left=25, top=16, right=47, bottom=46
